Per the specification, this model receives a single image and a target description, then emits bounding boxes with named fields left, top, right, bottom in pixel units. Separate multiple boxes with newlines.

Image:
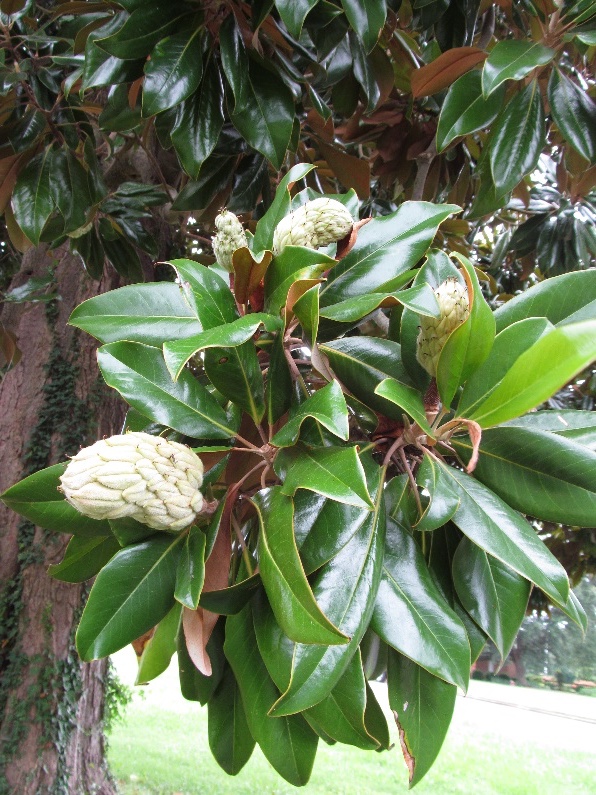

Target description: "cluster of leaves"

left=4, top=168, right=596, bottom=786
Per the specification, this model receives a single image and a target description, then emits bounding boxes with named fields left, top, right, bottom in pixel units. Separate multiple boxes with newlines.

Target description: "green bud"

left=212, top=210, right=248, bottom=271
left=416, top=278, right=470, bottom=377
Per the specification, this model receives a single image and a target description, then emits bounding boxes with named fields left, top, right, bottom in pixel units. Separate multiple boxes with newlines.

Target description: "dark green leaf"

left=372, top=517, right=470, bottom=689
left=109, top=516, right=157, bottom=547
left=437, top=70, right=505, bottom=152
left=224, top=604, right=318, bottom=786
left=374, top=378, right=434, bottom=436
left=76, top=534, right=184, bottom=660
left=482, top=40, right=554, bottom=96
left=387, top=651, right=456, bottom=787
left=320, top=203, right=459, bottom=306
left=11, top=148, right=54, bottom=245
left=69, top=284, right=197, bottom=347
left=453, top=427, right=596, bottom=527
left=253, top=488, right=348, bottom=644
left=142, top=28, right=204, bottom=116
left=82, top=14, right=144, bottom=89
left=271, top=380, right=349, bottom=447
left=502, top=409, right=596, bottom=449
left=415, top=454, right=459, bottom=531
left=264, top=245, right=335, bottom=314
left=219, top=13, right=251, bottom=112
left=97, top=341, right=234, bottom=439
left=341, top=0, right=386, bottom=53
left=163, top=313, right=282, bottom=380
left=548, top=68, right=596, bottom=163
left=208, top=666, right=255, bottom=775
left=2, top=463, right=112, bottom=537
left=199, top=574, right=261, bottom=615
left=269, top=459, right=385, bottom=716
left=174, top=525, right=206, bottom=609
left=48, top=534, right=120, bottom=583
left=177, top=618, right=226, bottom=703
left=96, top=5, right=189, bottom=60
left=266, top=332, right=292, bottom=425
left=275, top=0, right=319, bottom=38
left=253, top=163, right=315, bottom=253
left=452, top=537, right=530, bottom=659
left=489, top=80, right=544, bottom=194
left=438, top=462, right=569, bottom=605
left=171, top=58, right=225, bottom=178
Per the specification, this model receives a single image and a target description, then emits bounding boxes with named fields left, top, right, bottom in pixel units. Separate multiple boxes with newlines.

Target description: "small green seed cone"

left=212, top=210, right=248, bottom=272
left=416, top=278, right=470, bottom=377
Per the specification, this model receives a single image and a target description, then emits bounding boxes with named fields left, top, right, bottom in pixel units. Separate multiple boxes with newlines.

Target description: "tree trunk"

left=0, top=245, right=125, bottom=795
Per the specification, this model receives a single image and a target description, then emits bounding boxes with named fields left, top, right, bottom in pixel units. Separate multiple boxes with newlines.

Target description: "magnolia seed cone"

left=416, top=278, right=470, bottom=377
left=212, top=210, right=248, bottom=272
left=60, top=432, right=204, bottom=532
left=272, top=198, right=353, bottom=256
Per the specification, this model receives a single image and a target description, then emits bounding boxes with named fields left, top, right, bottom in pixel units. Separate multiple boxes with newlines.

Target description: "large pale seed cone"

left=212, top=210, right=248, bottom=271
left=416, top=278, right=470, bottom=377
left=272, top=198, right=353, bottom=256
left=59, top=432, right=204, bottom=532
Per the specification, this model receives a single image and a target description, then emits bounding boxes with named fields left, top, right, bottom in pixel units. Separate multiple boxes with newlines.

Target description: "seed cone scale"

left=272, top=198, right=353, bottom=256
left=59, top=432, right=204, bottom=532
left=416, top=278, right=470, bottom=377
left=212, top=210, right=248, bottom=272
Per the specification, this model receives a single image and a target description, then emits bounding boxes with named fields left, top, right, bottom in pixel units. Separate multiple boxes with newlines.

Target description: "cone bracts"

left=272, top=197, right=353, bottom=256
left=212, top=209, right=247, bottom=271
left=59, top=432, right=204, bottom=532
left=416, top=277, right=470, bottom=377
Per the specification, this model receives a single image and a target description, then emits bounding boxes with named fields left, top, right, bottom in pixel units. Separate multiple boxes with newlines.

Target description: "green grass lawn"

left=107, top=655, right=595, bottom=795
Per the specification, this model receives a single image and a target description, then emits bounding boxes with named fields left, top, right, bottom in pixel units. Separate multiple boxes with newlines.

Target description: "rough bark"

left=0, top=244, right=124, bottom=795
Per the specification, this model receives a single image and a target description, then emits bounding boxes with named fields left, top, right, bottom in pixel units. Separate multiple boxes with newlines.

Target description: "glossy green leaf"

left=271, top=380, right=349, bottom=447
left=452, top=537, right=530, bottom=659
left=320, top=282, right=439, bottom=324
left=293, top=284, right=320, bottom=345
left=218, top=13, right=251, bottom=113
left=164, top=313, right=282, bottom=380
left=76, top=534, right=184, bottom=660
left=374, top=378, right=434, bottom=436
left=253, top=488, right=348, bottom=644
left=321, top=337, right=415, bottom=420
left=82, top=14, right=144, bottom=89
left=136, top=602, right=182, bottom=684
left=109, top=517, right=157, bottom=547
left=166, top=259, right=237, bottom=327
left=68, top=283, right=201, bottom=346
left=466, top=321, right=596, bottom=428
left=48, top=534, right=120, bottom=583
left=142, top=28, right=204, bottom=116
left=548, top=68, right=596, bottom=163
left=457, top=318, right=552, bottom=419
left=199, top=574, right=261, bottom=615
left=493, top=270, right=596, bottom=332
left=253, top=163, right=315, bottom=254
left=502, top=409, right=596, bottom=449
left=96, top=5, right=188, bottom=60
left=97, top=341, right=234, bottom=439
left=269, top=460, right=385, bottom=716
left=341, top=0, right=386, bottom=52
left=275, top=0, right=319, bottom=38
left=436, top=253, right=495, bottom=406
left=437, top=70, right=505, bottom=152
left=264, top=245, right=335, bottom=315
left=489, top=80, right=544, bottom=194
left=253, top=593, right=381, bottom=750
left=299, top=498, right=371, bottom=575
left=453, top=427, right=596, bottom=527
left=224, top=604, right=318, bottom=786
left=482, top=40, right=554, bottom=96
left=276, top=445, right=373, bottom=510
left=2, top=463, right=112, bottom=537
left=321, top=203, right=459, bottom=305
left=174, top=525, right=206, bottom=610
left=171, top=58, right=225, bottom=178
left=372, top=517, right=470, bottom=689
left=551, top=589, right=588, bottom=633
left=265, top=332, right=292, bottom=425
left=208, top=665, right=255, bottom=775
left=438, top=462, right=569, bottom=605
left=230, top=61, right=294, bottom=170
left=204, top=343, right=266, bottom=424
left=11, top=147, right=54, bottom=245
left=387, top=650, right=457, bottom=787
left=414, top=454, right=459, bottom=531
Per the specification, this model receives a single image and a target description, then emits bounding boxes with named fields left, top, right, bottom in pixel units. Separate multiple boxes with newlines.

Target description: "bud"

left=60, top=432, right=204, bottom=532
left=272, top=198, right=353, bottom=256
left=212, top=210, right=248, bottom=271
left=416, top=278, right=470, bottom=377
